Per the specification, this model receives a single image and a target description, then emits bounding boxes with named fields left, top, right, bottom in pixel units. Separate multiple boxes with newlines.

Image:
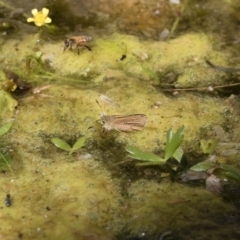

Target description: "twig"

left=162, top=82, right=240, bottom=92
left=206, top=60, right=240, bottom=73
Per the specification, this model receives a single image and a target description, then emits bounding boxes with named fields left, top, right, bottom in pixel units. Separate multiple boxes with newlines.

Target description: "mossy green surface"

left=0, top=159, right=123, bottom=240
left=0, top=32, right=230, bottom=84
left=0, top=29, right=240, bottom=239
left=125, top=179, right=238, bottom=238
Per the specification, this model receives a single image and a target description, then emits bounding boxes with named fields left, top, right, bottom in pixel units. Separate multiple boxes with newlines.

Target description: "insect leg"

left=84, top=45, right=92, bottom=51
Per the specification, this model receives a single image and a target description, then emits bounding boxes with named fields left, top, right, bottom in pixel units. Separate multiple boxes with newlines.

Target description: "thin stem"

left=162, top=82, right=240, bottom=92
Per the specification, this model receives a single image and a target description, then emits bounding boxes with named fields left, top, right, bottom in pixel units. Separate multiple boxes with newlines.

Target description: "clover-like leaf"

left=69, top=136, right=85, bottom=155
left=51, top=138, right=71, bottom=152
left=126, top=145, right=165, bottom=164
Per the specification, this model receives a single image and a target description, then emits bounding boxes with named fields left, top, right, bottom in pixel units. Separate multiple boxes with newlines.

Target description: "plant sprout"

left=126, top=126, right=184, bottom=166
left=51, top=136, right=85, bottom=155
left=164, top=126, right=184, bottom=161
left=26, top=51, right=44, bottom=73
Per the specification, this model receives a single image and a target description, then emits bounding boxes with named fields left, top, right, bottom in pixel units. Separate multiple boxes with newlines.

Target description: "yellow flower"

left=27, top=8, right=52, bottom=27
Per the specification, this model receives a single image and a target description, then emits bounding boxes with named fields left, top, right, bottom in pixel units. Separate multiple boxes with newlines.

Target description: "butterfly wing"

left=110, top=114, right=147, bottom=132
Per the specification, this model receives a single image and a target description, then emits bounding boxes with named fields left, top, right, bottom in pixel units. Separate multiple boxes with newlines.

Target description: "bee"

left=5, top=194, right=11, bottom=207
left=63, top=36, right=92, bottom=55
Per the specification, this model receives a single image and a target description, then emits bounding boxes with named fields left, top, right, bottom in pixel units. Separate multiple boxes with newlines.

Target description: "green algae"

left=0, top=31, right=236, bottom=238
left=0, top=1, right=240, bottom=239
left=0, top=33, right=237, bottom=239
left=0, top=32, right=230, bottom=86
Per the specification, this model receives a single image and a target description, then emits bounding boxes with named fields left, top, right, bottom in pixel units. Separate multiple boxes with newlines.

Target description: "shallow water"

left=1, top=0, right=240, bottom=239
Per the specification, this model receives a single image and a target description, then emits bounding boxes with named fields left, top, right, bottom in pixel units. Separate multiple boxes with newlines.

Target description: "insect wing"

left=109, top=114, right=147, bottom=132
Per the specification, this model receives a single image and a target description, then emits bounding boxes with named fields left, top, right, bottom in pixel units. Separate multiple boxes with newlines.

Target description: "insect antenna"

left=95, top=99, right=106, bottom=116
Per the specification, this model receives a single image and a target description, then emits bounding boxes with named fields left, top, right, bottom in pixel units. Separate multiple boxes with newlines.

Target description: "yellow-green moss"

left=0, top=30, right=239, bottom=239
left=0, top=32, right=231, bottom=86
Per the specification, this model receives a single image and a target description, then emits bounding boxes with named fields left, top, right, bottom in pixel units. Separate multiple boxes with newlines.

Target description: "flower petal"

left=31, top=9, right=38, bottom=16
left=27, top=17, right=35, bottom=22
left=44, top=17, right=52, bottom=24
left=35, top=22, right=44, bottom=27
left=42, top=8, right=49, bottom=16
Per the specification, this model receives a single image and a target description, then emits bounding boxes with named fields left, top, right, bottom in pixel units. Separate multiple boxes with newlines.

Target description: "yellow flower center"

left=34, top=12, right=48, bottom=26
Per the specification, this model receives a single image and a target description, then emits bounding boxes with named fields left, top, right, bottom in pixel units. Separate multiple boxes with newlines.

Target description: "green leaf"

left=69, top=136, right=85, bottom=155
left=164, top=126, right=184, bottom=161
left=166, top=127, right=174, bottom=145
left=51, top=138, right=72, bottom=152
left=172, top=147, right=184, bottom=163
left=220, top=164, right=240, bottom=182
left=200, top=139, right=217, bottom=154
left=190, top=160, right=215, bottom=171
left=126, top=145, right=166, bottom=164
left=0, top=121, right=14, bottom=137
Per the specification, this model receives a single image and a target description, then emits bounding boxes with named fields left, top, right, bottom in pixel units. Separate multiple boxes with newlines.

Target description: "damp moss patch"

left=0, top=32, right=231, bottom=87
left=0, top=159, right=123, bottom=240
left=0, top=29, right=240, bottom=239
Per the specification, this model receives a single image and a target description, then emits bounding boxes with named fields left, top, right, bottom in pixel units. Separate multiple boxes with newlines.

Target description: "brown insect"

left=100, top=114, right=147, bottom=133
left=63, top=36, right=92, bottom=54
left=96, top=100, right=147, bottom=133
